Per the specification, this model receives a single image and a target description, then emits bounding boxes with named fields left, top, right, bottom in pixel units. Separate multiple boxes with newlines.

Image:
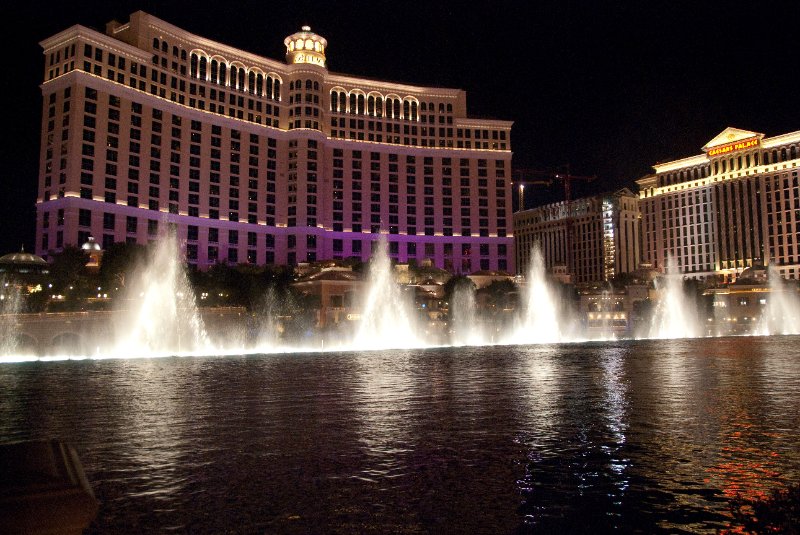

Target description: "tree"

left=49, top=246, right=89, bottom=292
left=99, top=242, right=148, bottom=290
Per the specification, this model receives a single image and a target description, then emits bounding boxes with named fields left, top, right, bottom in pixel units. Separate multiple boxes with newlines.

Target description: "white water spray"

left=506, top=244, right=563, bottom=344
left=111, top=233, right=212, bottom=357
left=648, top=256, right=699, bottom=339
left=760, top=265, right=800, bottom=335
left=350, top=238, right=423, bottom=350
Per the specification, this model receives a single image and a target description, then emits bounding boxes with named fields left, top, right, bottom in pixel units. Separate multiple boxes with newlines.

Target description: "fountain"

left=648, top=256, right=700, bottom=339
left=760, top=265, right=800, bottom=335
left=110, top=232, right=213, bottom=357
left=0, top=278, right=23, bottom=355
left=449, top=279, right=486, bottom=345
left=349, top=237, right=425, bottom=350
left=10, top=229, right=800, bottom=362
left=506, top=244, right=570, bottom=345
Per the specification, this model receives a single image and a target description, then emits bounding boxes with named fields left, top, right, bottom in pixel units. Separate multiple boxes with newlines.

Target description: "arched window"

left=153, top=38, right=159, bottom=50
left=338, top=92, right=345, bottom=112
left=181, top=50, right=187, bottom=61
left=289, top=81, right=294, bottom=91
left=256, top=74, right=264, bottom=96
left=754, top=152, right=760, bottom=166
left=438, top=103, right=445, bottom=113
left=313, top=81, right=320, bottom=90
left=249, top=71, right=256, bottom=94
left=161, top=41, right=168, bottom=53
left=763, top=151, right=770, bottom=164
left=421, top=102, right=427, bottom=112
left=190, top=54, right=198, bottom=77
left=403, top=100, right=410, bottom=119
left=447, top=103, right=453, bottom=113
left=331, top=91, right=339, bottom=112
left=410, top=101, right=418, bottom=121
left=349, top=93, right=357, bottom=114
left=230, top=66, right=238, bottom=89
left=172, top=46, right=179, bottom=57
left=393, top=99, right=400, bottom=118
left=781, top=148, right=787, bottom=161
left=219, top=63, right=226, bottom=85
left=266, top=77, right=274, bottom=99
left=375, top=96, right=383, bottom=117
left=305, top=79, right=313, bottom=90
left=238, top=69, right=245, bottom=91
left=273, top=79, right=280, bottom=99
left=358, top=94, right=365, bottom=114
left=791, top=146, right=797, bottom=160
left=210, top=60, right=218, bottom=83
left=368, top=95, right=375, bottom=115
left=199, top=56, right=207, bottom=80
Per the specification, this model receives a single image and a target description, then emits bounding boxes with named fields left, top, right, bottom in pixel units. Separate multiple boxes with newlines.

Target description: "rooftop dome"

left=284, top=26, right=328, bottom=67
left=81, top=236, right=102, bottom=252
left=0, top=249, right=48, bottom=267
left=0, top=247, right=49, bottom=275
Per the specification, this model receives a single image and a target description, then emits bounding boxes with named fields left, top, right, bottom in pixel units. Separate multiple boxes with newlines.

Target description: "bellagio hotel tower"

left=36, top=11, right=514, bottom=272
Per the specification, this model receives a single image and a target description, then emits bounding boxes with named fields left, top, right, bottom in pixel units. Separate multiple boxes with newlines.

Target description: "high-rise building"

left=513, top=189, right=640, bottom=283
left=637, top=127, right=800, bottom=280
left=36, top=11, right=513, bottom=272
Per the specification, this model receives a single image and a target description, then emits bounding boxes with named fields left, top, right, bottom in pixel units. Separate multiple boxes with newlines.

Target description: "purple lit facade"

left=36, top=11, right=514, bottom=273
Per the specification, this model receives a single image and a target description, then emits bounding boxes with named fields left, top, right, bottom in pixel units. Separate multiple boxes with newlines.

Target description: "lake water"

left=1, top=336, right=799, bottom=533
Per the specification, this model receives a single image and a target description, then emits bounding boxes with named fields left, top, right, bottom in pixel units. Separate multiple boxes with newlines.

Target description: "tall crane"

left=512, top=164, right=597, bottom=277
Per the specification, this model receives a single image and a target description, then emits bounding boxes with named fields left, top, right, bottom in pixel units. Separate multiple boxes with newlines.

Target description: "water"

left=649, top=256, right=700, bottom=339
left=508, top=245, right=565, bottom=344
left=111, top=233, right=212, bottom=357
left=0, top=277, right=23, bottom=354
left=450, top=281, right=484, bottom=345
left=349, top=237, right=424, bottom=350
left=1, top=336, right=798, bottom=533
left=761, top=265, right=800, bottom=335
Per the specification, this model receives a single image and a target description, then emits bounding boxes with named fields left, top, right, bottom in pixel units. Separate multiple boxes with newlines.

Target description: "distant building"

left=513, top=188, right=640, bottom=283
left=36, top=11, right=513, bottom=273
left=637, top=127, right=800, bottom=280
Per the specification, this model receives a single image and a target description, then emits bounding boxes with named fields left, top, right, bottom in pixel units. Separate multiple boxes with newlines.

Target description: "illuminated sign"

left=707, top=137, right=759, bottom=157
left=293, top=53, right=326, bottom=67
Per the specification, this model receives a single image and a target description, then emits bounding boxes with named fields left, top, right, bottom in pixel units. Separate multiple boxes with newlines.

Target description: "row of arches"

left=330, top=89, right=419, bottom=120
left=660, top=145, right=800, bottom=187
left=190, top=52, right=282, bottom=100
left=153, top=37, right=188, bottom=61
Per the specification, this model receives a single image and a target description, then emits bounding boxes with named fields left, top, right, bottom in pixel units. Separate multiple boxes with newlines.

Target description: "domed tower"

left=282, top=26, right=328, bottom=259
left=283, top=26, right=327, bottom=133
left=284, top=26, right=328, bottom=68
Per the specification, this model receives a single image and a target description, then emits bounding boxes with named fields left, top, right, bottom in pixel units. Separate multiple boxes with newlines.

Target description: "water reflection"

left=352, top=350, right=416, bottom=480
left=0, top=338, right=798, bottom=533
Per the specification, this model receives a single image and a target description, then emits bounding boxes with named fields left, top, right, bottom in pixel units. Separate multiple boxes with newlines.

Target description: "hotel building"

left=637, top=127, right=800, bottom=280
left=513, top=188, right=640, bottom=283
left=36, top=11, right=513, bottom=272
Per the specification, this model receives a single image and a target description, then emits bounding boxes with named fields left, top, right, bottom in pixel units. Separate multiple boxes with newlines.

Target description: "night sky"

left=4, top=0, right=798, bottom=256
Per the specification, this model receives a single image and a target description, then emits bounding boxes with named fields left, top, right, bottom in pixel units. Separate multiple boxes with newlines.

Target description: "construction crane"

left=512, top=164, right=597, bottom=277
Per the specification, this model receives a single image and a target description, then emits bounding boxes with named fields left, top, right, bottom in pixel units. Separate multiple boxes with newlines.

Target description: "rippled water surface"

left=2, top=336, right=799, bottom=533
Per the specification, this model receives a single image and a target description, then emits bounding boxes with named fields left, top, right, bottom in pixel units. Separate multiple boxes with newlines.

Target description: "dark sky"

left=3, top=0, right=798, bottom=255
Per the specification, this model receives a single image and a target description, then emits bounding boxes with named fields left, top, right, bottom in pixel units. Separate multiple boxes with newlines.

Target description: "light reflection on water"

left=1, top=337, right=799, bottom=533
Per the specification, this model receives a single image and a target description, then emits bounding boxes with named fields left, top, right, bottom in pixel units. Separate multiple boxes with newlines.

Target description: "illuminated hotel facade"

left=637, top=127, right=800, bottom=280
left=513, top=189, right=640, bottom=283
left=36, top=11, right=513, bottom=273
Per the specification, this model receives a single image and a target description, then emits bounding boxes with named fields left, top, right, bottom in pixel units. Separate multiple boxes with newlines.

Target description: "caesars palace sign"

left=707, top=137, right=760, bottom=157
